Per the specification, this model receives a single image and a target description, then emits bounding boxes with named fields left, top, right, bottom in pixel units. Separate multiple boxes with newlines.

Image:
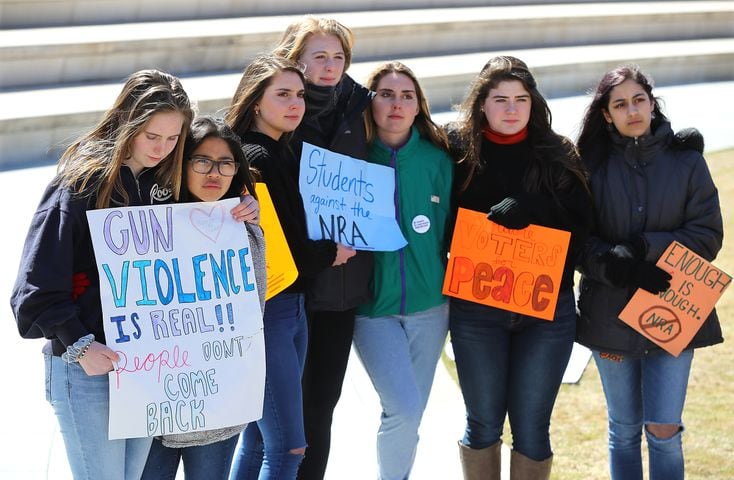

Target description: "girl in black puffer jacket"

left=576, top=65, right=723, bottom=480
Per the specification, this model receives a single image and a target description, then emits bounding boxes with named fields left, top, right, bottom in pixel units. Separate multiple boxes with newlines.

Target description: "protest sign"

left=298, top=142, right=407, bottom=251
left=619, top=241, right=731, bottom=356
left=442, top=207, right=570, bottom=321
left=87, top=198, right=265, bottom=439
left=255, top=183, right=298, bottom=299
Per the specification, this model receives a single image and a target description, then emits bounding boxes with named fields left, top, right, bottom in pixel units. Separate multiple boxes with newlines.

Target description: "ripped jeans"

left=593, top=349, right=693, bottom=480
left=230, top=293, right=308, bottom=480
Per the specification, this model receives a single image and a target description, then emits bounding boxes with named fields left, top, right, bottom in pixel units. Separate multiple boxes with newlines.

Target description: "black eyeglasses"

left=189, top=156, right=240, bottom=177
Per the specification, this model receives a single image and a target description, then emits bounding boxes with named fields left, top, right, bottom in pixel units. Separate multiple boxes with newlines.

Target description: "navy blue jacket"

left=11, top=166, right=173, bottom=356
left=577, top=122, right=724, bottom=356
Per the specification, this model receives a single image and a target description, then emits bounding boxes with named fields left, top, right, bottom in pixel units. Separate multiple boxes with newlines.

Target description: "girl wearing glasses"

left=226, top=55, right=353, bottom=480
left=141, top=115, right=267, bottom=479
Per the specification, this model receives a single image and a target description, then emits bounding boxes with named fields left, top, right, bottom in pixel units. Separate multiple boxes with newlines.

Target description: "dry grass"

left=443, top=149, right=734, bottom=479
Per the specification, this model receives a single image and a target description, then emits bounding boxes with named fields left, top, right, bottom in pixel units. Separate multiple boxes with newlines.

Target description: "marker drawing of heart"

left=190, top=206, right=225, bottom=242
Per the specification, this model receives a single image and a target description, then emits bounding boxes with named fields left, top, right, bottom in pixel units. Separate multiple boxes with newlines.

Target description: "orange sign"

left=442, top=208, right=571, bottom=320
left=619, top=241, right=731, bottom=356
left=255, top=183, right=298, bottom=300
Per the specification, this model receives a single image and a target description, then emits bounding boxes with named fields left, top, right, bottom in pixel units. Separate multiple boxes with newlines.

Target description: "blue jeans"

left=141, top=435, right=238, bottom=480
left=449, top=290, right=576, bottom=461
left=230, top=293, right=308, bottom=480
left=45, top=353, right=153, bottom=480
left=353, top=302, right=449, bottom=480
left=593, top=349, right=693, bottom=480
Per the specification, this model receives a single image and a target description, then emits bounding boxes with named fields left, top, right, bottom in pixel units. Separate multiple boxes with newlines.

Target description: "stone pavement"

left=1, top=82, right=732, bottom=479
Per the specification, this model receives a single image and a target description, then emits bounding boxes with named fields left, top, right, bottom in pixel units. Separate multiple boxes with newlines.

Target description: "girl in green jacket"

left=353, top=61, right=453, bottom=480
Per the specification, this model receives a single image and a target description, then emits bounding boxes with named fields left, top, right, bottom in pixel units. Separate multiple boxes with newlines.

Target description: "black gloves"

left=487, top=197, right=531, bottom=230
left=602, top=249, right=672, bottom=294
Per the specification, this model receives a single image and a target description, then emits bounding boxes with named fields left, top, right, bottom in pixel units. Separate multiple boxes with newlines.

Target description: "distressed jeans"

left=230, top=293, right=308, bottom=480
left=594, top=349, right=693, bottom=480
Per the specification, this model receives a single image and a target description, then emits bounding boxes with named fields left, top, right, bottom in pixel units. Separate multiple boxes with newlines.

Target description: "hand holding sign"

left=442, top=208, right=570, bottom=320
left=298, top=142, right=407, bottom=251
left=487, top=197, right=532, bottom=230
left=87, top=198, right=266, bottom=439
left=603, top=252, right=672, bottom=294
left=333, top=243, right=356, bottom=266
left=79, top=341, right=120, bottom=376
left=619, top=241, right=731, bottom=356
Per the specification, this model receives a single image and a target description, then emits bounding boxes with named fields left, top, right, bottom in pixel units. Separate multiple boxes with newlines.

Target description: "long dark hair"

left=455, top=56, right=588, bottom=194
left=180, top=116, right=257, bottom=202
left=577, top=64, right=667, bottom=170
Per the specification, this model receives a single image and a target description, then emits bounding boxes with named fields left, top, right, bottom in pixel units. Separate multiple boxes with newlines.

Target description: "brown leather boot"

left=509, top=450, right=552, bottom=480
left=458, top=441, right=501, bottom=480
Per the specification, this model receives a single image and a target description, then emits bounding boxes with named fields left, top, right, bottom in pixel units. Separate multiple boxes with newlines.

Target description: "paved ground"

left=1, top=82, right=732, bottom=479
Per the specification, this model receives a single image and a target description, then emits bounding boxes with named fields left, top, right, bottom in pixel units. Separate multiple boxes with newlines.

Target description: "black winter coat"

left=577, top=121, right=724, bottom=356
left=292, top=74, right=375, bottom=311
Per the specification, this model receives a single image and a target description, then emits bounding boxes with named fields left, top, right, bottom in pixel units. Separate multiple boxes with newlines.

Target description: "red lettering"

left=447, top=256, right=474, bottom=294
left=491, top=267, right=514, bottom=303
left=114, top=345, right=191, bottom=389
left=472, top=262, right=493, bottom=299
left=532, top=274, right=554, bottom=312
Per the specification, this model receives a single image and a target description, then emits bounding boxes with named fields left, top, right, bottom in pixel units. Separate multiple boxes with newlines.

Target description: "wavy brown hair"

left=225, top=55, right=306, bottom=143
left=455, top=56, right=588, bottom=194
left=56, top=69, right=194, bottom=208
left=364, top=61, right=448, bottom=151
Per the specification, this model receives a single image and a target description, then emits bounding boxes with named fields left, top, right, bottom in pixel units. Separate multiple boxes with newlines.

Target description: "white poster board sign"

left=87, top=198, right=265, bottom=439
left=298, top=142, right=407, bottom=251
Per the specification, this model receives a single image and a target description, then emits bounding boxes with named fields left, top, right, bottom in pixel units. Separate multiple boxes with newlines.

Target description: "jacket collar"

left=609, top=119, right=673, bottom=165
left=373, top=126, right=420, bottom=158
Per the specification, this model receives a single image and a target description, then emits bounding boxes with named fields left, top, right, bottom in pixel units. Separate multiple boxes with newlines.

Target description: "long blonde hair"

left=272, top=15, right=355, bottom=74
left=56, top=69, right=194, bottom=208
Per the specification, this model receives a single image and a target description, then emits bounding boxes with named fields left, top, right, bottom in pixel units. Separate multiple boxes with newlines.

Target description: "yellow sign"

left=619, top=241, right=731, bottom=356
left=255, top=183, right=298, bottom=299
left=442, top=208, right=570, bottom=321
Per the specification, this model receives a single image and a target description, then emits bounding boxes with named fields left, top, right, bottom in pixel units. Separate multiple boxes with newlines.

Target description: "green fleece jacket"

left=359, top=127, right=453, bottom=317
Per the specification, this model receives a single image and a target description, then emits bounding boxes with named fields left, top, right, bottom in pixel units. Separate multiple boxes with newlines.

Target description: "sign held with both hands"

left=87, top=198, right=265, bottom=439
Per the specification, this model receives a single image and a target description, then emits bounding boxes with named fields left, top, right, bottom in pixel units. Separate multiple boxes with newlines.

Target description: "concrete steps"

left=0, top=0, right=654, bottom=28
left=1, top=1, right=733, bottom=169
left=3, top=2, right=733, bottom=89
left=3, top=37, right=732, bottom=169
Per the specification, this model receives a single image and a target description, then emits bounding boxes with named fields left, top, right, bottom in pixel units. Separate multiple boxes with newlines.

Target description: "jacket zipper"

left=390, top=148, right=407, bottom=315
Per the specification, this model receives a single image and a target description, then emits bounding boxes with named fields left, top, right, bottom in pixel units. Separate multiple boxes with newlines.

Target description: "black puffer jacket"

left=577, top=121, right=724, bottom=356
left=292, top=74, right=375, bottom=311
